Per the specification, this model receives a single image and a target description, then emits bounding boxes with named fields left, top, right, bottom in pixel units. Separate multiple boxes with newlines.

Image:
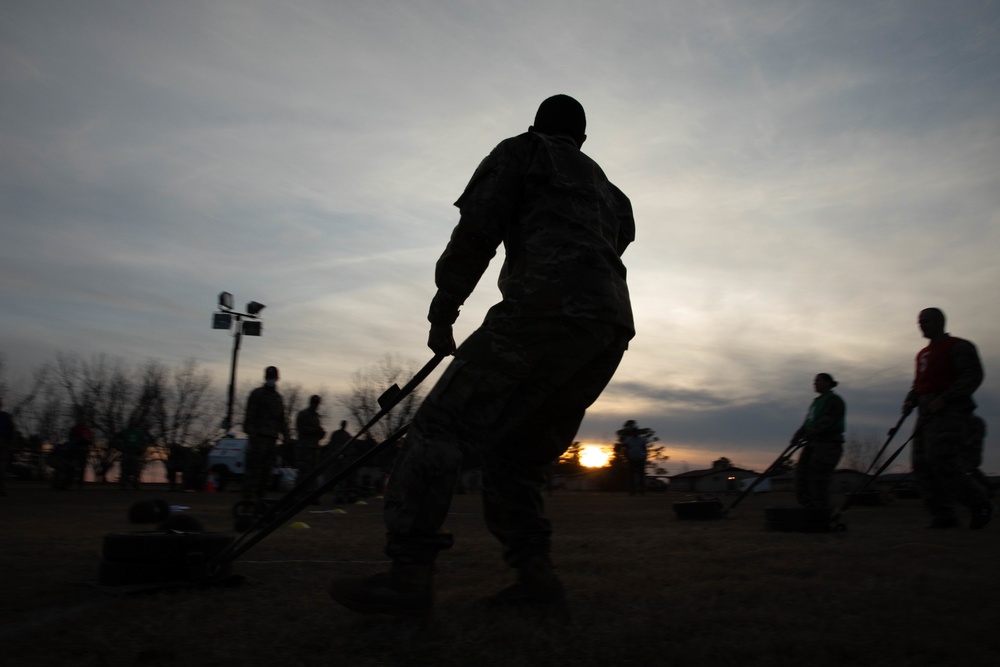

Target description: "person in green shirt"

left=116, top=416, right=149, bottom=490
left=791, top=373, right=846, bottom=508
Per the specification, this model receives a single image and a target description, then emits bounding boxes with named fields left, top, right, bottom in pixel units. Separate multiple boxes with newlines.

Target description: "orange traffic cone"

left=204, top=471, right=216, bottom=493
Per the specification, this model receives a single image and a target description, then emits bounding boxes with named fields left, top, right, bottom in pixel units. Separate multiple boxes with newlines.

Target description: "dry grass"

left=2, top=482, right=999, bottom=667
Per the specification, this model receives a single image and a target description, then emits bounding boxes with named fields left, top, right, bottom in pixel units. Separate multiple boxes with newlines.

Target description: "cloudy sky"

left=2, top=1, right=998, bottom=473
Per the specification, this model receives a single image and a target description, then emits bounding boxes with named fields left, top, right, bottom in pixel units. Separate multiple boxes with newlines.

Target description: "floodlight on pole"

left=212, top=292, right=266, bottom=433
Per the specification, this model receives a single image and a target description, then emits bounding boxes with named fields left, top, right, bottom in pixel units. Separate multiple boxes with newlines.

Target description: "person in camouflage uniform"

left=115, top=416, right=149, bottom=490
left=295, top=394, right=326, bottom=502
left=330, top=94, right=635, bottom=615
left=791, top=373, right=845, bottom=508
left=242, top=366, right=288, bottom=500
left=903, top=308, right=992, bottom=529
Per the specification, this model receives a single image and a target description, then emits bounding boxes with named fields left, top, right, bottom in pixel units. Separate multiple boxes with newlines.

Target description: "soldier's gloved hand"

left=428, top=324, right=456, bottom=356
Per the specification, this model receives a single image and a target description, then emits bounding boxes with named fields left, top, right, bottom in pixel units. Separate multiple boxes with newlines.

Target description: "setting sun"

left=579, top=445, right=612, bottom=468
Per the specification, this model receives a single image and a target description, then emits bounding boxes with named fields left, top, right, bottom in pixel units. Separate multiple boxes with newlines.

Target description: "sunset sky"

left=2, top=1, right=998, bottom=473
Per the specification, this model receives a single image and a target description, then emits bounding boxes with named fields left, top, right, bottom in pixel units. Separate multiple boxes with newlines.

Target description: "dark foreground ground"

left=1, top=481, right=998, bottom=667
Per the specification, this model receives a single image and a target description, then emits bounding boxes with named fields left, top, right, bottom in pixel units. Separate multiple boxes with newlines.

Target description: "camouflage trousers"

left=795, top=440, right=843, bottom=508
left=119, top=453, right=142, bottom=489
left=242, top=435, right=277, bottom=499
left=912, top=411, right=988, bottom=520
left=627, top=459, right=647, bottom=495
left=296, top=442, right=321, bottom=494
left=384, top=318, right=627, bottom=568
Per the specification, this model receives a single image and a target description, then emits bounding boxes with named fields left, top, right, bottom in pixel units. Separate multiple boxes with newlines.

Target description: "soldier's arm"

left=943, top=339, right=984, bottom=401
left=429, top=142, right=521, bottom=329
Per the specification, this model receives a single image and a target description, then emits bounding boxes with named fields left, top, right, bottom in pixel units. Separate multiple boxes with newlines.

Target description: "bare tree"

left=53, top=353, right=139, bottom=482
left=282, top=382, right=305, bottom=439
left=3, top=361, right=62, bottom=439
left=338, top=354, right=425, bottom=443
left=163, top=359, right=217, bottom=449
left=842, top=428, right=886, bottom=472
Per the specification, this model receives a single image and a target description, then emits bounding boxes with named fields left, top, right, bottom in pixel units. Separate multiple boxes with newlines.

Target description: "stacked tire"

left=98, top=531, right=234, bottom=587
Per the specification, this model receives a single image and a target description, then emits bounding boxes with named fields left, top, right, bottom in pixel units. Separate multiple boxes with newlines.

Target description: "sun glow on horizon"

left=579, top=445, right=612, bottom=468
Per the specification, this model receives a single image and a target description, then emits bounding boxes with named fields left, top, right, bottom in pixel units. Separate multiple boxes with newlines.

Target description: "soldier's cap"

left=265, top=366, right=279, bottom=379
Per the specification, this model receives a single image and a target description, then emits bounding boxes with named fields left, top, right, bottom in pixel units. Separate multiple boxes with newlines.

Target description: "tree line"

left=0, top=352, right=425, bottom=483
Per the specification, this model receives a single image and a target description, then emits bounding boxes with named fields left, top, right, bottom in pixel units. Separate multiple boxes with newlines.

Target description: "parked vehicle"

left=207, top=437, right=295, bottom=492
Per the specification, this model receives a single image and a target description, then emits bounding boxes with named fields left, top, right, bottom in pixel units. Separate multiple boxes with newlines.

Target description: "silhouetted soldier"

left=115, top=416, right=149, bottom=490
left=67, top=413, right=94, bottom=488
left=242, top=366, right=288, bottom=499
left=330, top=94, right=635, bottom=614
left=623, top=427, right=649, bottom=496
left=295, top=395, right=326, bottom=502
left=903, top=308, right=991, bottom=529
left=166, top=444, right=185, bottom=492
left=791, top=373, right=845, bottom=508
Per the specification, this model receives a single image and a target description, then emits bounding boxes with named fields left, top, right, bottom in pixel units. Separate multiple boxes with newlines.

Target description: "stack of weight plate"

left=98, top=531, right=234, bottom=587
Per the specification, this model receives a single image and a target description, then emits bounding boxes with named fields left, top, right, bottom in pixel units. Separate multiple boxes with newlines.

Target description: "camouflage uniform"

left=242, top=384, right=287, bottom=499
left=792, top=392, right=845, bottom=508
left=116, top=426, right=147, bottom=490
left=295, top=404, right=325, bottom=495
left=906, top=336, right=988, bottom=522
left=384, top=130, right=635, bottom=569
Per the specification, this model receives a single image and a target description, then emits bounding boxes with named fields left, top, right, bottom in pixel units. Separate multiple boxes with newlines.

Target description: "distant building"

left=668, top=459, right=758, bottom=494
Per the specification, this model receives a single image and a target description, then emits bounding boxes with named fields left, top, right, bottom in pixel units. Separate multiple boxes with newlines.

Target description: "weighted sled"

left=101, top=531, right=234, bottom=564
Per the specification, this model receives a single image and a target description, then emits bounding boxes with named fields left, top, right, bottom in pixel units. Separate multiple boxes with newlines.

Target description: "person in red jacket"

left=903, top=308, right=991, bottom=529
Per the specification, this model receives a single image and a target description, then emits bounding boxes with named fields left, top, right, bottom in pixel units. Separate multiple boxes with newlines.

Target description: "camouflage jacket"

left=428, top=132, right=635, bottom=338
left=295, top=407, right=326, bottom=444
left=243, top=385, right=288, bottom=439
left=905, top=335, right=983, bottom=413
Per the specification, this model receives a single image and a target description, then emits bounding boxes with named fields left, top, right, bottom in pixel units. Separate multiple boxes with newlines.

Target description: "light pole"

left=212, top=292, right=266, bottom=433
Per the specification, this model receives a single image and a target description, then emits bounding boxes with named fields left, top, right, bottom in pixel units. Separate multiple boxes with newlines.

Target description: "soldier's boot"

left=487, top=554, right=566, bottom=607
left=328, top=562, right=434, bottom=615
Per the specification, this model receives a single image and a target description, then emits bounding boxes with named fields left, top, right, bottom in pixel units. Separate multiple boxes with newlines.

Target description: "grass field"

left=2, top=482, right=998, bottom=667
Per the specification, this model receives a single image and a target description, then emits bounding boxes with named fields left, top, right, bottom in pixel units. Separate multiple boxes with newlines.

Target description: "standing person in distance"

left=623, top=426, right=649, bottom=496
left=295, top=395, right=327, bottom=503
left=329, top=94, right=636, bottom=614
left=903, top=308, right=991, bottom=529
left=242, top=366, right=289, bottom=500
left=791, top=373, right=846, bottom=509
